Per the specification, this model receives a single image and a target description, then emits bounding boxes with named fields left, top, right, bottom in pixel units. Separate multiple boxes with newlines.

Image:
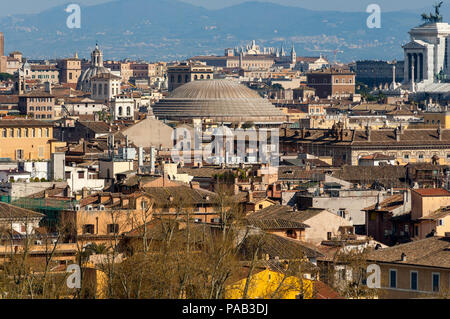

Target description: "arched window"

left=194, top=75, right=198, bottom=80
left=207, top=75, right=211, bottom=79
left=170, top=75, right=174, bottom=82
left=98, top=84, right=102, bottom=95
left=178, top=75, right=182, bottom=83
left=104, top=84, right=108, bottom=96
left=200, top=75, right=204, bottom=79
left=185, top=75, right=189, bottom=82
left=127, top=107, right=131, bottom=116
left=118, top=106, right=123, bottom=116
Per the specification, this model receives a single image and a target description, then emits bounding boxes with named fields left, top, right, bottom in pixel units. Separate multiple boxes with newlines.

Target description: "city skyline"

left=0, top=0, right=443, bottom=16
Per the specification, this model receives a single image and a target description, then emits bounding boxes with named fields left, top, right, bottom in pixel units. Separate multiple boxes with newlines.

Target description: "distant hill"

left=0, top=0, right=426, bottom=62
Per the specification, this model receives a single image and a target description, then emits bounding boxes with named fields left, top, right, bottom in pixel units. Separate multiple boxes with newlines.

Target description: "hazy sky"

left=0, top=0, right=440, bottom=16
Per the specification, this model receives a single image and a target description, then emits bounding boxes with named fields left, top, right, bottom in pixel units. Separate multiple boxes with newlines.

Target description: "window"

left=83, top=224, right=95, bottom=234
left=410, top=271, right=418, bottom=291
left=2, top=129, right=6, bottom=138
left=46, top=128, right=50, bottom=137
left=107, top=224, right=119, bottom=234
left=65, top=171, right=71, bottom=180
left=404, top=154, right=409, bottom=159
left=439, top=219, right=444, bottom=226
left=389, top=269, right=397, bottom=288
left=9, top=129, right=14, bottom=138
left=38, top=147, right=44, bottom=158
left=32, top=128, right=35, bottom=137
left=78, top=171, right=85, bottom=179
left=338, top=209, right=346, bottom=218
left=432, top=273, right=440, bottom=292
left=16, top=149, right=24, bottom=160
left=17, top=129, right=21, bottom=138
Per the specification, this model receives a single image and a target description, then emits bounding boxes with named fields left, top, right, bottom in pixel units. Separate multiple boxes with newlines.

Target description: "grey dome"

left=153, top=80, right=287, bottom=123
left=78, top=66, right=111, bottom=91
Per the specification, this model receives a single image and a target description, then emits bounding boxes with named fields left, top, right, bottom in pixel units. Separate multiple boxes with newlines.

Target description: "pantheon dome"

left=152, top=79, right=287, bottom=123
left=78, top=44, right=112, bottom=92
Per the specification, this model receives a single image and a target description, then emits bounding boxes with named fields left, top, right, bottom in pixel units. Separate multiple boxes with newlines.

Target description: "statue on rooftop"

left=421, top=2, right=444, bottom=24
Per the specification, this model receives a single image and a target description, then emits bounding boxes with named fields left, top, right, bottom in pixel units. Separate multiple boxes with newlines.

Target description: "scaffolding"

left=0, top=195, right=78, bottom=212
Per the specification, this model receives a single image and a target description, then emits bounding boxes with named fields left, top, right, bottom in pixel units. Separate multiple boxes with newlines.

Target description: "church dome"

left=77, top=44, right=112, bottom=92
left=152, top=79, right=287, bottom=123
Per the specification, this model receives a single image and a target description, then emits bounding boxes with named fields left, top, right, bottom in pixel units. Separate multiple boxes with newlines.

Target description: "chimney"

left=190, top=181, right=200, bottom=189
left=394, top=127, right=400, bottom=142
left=247, top=190, right=253, bottom=202
left=400, top=253, right=407, bottom=262
left=366, top=125, right=371, bottom=142
left=138, top=147, right=144, bottom=168
left=82, top=187, right=88, bottom=199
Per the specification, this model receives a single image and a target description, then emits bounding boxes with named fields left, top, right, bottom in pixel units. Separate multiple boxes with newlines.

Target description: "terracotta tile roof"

left=247, top=218, right=310, bottom=231
left=0, top=202, right=45, bottom=219
left=240, top=232, right=324, bottom=260
left=178, top=167, right=234, bottom=178
left=0, top=95, right=19, bottom=104
left=20, top=91, right=54, bottom=97
left=314, top=281, right=345, bottom=299
left=145, top=185, right=217, bottom=207
left=247, top=205, right=324, bottom=224
left=412, top=188, right=450, bottom=197
left=332, top=165, right=407, bottom=188
left=278, top=167, right=325, bottom=181
left=281, top=128, right=450, bottom=146
left=0, top=119, right=53, bottom=127
left=419, top=206, right=450, bottom=221
left=363, top=194, right=405, bottom=212
left=367, top=236, right=450, bottom=269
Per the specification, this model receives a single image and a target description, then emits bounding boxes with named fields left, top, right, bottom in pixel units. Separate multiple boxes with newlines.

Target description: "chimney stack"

left=366, top=125, right=371, bottom=142
left=394, top=127, right=400, bottom=142
left=401, top=253, right=407, bottom=262
left=247, top=190, right=253, bottom=203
